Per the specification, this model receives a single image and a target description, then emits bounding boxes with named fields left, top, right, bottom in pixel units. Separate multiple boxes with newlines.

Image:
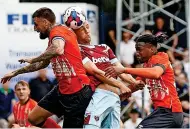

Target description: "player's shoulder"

left=96, top=44, right=111, bottom=51
left=154, top=52, right=168, bottom=59
left=29, top=98, right=37, bottom=106
left=50, top=24, right=73, bottom=34
left=97, top=44, right=109, bottom=48
left=49, top=24, right=75, bottom=39
left=150, top=52, right=169, bottom=63
left=14, top=101, right=19, bottom=107
left=13, top=101, right=20, bottom=110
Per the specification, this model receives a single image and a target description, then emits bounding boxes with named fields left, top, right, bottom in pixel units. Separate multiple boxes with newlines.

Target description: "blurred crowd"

left=0, top=14, right=189, bottom=128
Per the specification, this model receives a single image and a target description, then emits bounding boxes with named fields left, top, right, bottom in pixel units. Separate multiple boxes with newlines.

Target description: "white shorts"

left=84, top=88, right=121, bottom=129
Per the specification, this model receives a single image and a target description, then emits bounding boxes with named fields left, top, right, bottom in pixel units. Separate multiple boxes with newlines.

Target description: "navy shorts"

left=137, top=107, right=184, bottom=128
left=38, top=85, right=93, bottom=128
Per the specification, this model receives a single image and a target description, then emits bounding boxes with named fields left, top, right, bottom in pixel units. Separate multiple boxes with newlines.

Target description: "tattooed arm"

left=19, top=38, right=65, bottom=64
left=1, top=60, right=50, bottom=84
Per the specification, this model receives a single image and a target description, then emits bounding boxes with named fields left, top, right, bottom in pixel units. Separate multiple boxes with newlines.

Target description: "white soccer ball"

left=63, top=6, right=86, bottom=29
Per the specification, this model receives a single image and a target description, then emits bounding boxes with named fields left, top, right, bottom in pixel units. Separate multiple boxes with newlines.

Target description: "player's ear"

left=43, top=19, right=50, bottom=26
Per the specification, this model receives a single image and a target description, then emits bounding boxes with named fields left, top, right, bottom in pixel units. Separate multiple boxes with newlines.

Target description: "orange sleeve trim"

left=153, top=64, right=166, bottom=72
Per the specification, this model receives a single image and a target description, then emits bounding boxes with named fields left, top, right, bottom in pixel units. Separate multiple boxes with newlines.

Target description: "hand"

left=119, top=91, right=132, bottom=101
left=120, top=85, right=131, bottom=95
left=119, top=85, right=132, bottom=101
left=135, top=80, right=145, bottom=90
left=18, top=58, right=33, bottom=64
left=1, top=72, right=16, bottom=84
left=105, top=66, right=125, bottom=78
left=12, top=124, right=20, bottom=128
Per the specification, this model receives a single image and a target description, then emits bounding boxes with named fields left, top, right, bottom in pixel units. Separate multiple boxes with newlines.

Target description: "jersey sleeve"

left=150, top=53, right=170, bottom=72
left=78, top=47, right=90, bottom=65
left=30, top=99, right=37, bottom=108
left=49, top=27, right=67, bottom=45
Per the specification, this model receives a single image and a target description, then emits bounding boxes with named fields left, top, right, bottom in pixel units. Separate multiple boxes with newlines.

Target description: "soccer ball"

left=63, top=6, right=86, bottom=29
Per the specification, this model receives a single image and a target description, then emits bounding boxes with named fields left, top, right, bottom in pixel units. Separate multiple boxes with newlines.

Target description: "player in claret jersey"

left=105, top=33, right=183, bottom=128
left=1, top=7, right=93, bottom=128
left=66, top=20, right=145, bottom=129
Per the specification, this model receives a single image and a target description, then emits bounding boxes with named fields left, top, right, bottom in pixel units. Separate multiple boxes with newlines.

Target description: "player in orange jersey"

left=12, top=80, right=60, bottom=128
left=105, top=33, right=183, bottom=128
left=1, top=7, right=93, bottom=128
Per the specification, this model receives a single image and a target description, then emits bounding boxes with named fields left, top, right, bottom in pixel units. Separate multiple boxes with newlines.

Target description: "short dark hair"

left=32, top=7, right=56, bottom=24
left=130, top=108, right=139, bottom=114
left=15, top=80, right=30, bottom=90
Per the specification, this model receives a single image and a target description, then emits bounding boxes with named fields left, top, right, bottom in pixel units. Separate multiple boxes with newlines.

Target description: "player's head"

left=73, top=21, right=91, bottom=45
left=32, top=7, right=56, bottom=39
left=135, top=33, right=167, bottom=63
left=15, top=80, right=30, bottom=102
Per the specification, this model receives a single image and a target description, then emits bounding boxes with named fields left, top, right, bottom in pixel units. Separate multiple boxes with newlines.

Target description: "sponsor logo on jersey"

left=92, top=57, right=109, bottom=63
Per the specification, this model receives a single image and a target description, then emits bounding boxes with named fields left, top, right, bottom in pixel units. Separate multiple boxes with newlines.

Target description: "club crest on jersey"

left=92, top=57, right=109, bottom=63
left=94, top=116, right=99, bottom=121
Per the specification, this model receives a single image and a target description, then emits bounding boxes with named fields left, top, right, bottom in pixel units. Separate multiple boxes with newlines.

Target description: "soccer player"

left=12, top=80, right=60, bottom=128
left=1, top=7, right=93, bottom=128
left=105, top=33, right=183, bottom=128
left=66, top=20, right=144, bottom=129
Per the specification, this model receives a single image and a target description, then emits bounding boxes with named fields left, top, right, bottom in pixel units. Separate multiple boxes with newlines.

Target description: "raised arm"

left=29, top=38, right=65, bottom=63
left=112, top=61, right=137, bottom=84
left=1, top=60, right=50, bottom=84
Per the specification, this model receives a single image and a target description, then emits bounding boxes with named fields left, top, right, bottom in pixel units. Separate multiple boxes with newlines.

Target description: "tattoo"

left=13, top=61, right=50, bottom=76
left=31, top=39, right=64, bottom=63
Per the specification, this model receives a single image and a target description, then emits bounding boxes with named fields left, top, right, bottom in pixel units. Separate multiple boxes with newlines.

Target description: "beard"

left=39, top=32, right=48, bottom=39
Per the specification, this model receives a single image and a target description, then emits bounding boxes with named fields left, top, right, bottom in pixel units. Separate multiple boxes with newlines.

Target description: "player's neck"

left=47, top=24, right=56, bottom=37
left=20, top=97, right=30, bottom=105
left=78, top=41, right=91, bottom=45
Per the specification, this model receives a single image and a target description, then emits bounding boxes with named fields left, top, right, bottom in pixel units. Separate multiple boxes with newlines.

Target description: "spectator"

left=182, top=50, right=189, bottom=79
left=120, top=32, right=136, bottom=67
left=13, top=80, right=37, bottom=127
left=124, top=109, right=142, bottom=129
left=152, top=15, right=178, bottom=63
left=175, top=72, right=189, bottom=114
left=0, top=81, right=16, bottom=128
left=183, top=115, right=189, bottom=128
left=124, top=18, right=140, bottom=33
left=173, top=60, right=184, bottom=76
left=106, top=18, right=140, bottom=54
left=176, top=73, right=188, bottom=99
left=106, top=23, right=117, bottom=53
left=12, top=80, right=61, bottom=128
left=29, top=69, right=53, bottom=102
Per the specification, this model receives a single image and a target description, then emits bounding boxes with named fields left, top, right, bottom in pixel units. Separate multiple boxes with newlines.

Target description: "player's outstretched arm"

left=1, top=60, right=50, bottom=84
left=112, top=61, right=137, bottom=85
left=29, top=39, right=65, bottom=63
left=105, top=65, right=164, bottom=79
left=83, top=59, right=131, bottom=94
